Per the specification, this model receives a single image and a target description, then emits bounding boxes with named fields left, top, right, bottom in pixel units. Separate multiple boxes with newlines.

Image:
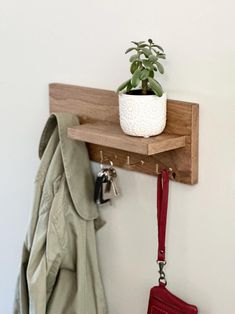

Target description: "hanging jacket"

left=14, top=113, right=107, bottom=314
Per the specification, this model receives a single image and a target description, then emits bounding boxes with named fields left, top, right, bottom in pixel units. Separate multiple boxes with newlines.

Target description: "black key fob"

left=94, top=171, right=110, bottom=204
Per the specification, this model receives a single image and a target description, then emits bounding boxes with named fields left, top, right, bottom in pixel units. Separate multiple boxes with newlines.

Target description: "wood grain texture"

left=49, top=83, right=199, bottom=184
left=68, top=121, right=186, bottom=155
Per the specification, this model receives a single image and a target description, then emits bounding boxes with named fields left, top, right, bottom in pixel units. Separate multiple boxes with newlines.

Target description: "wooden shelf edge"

left=68, top=122, right=186, bottom=156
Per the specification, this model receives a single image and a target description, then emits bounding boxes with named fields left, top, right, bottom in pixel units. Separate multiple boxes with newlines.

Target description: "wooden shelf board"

left=50, top=83, right=199, bottom=184
left=68, top=121, right=186, bottom=155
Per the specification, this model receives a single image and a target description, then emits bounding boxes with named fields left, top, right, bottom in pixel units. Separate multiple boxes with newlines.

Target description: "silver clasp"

left=157, top=261, right=167, bottom=286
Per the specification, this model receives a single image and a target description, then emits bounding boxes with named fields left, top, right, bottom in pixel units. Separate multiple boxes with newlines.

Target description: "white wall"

left=1, top=0, right=235, bottom=313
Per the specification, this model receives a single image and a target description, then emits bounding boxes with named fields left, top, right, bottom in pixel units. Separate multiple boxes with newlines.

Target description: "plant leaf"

left=125, top=47, right=136, bottom=54
left=149, top=55, right=158, bottom=62
left=158, top=53, right=166, bottom=59
left=126, top=81, right=132, bottom=93
left=131, top=68, right=142, bottom=87
left=153, top=65, right=158, bottom=71
left=141, top=47, right=152, bottom=57
left=149, top=70, right=154, bottom=78
left=130, top=61, right=139, bottom=74
left=129, top=54, right=139, bottom=62
left=156, top=61, right=164, bottom=74
left=148, top=77, right=163, bottom=96
left=152, top=44, right=164, bottom=52
left=117, top=79, right=131, bottom=92
left=140, top=69, right=150, bottom=80
left=139, top=44, right=149, bottom=48
left=142, top=59, right=154, bottom=70
left=131, top=41, right=145, bottom=46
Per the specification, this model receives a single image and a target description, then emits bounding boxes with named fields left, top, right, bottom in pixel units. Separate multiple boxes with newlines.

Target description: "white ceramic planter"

left=119, top=92, right=167, bottom=137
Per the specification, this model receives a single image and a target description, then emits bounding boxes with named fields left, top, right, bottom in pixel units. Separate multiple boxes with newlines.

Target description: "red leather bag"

left=147, top=170, right=198, bottom=314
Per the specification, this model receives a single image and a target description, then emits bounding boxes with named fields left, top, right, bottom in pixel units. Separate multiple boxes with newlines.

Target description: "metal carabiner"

left=157, top=261, right=167, bottom=286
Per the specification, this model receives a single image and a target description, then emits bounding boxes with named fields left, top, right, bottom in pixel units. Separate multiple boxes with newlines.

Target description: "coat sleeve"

left=13, top=245, right=30, bottom=314
left=13, top=180, right=45, bottom=314
left=25, top=175, right=66, bottom=313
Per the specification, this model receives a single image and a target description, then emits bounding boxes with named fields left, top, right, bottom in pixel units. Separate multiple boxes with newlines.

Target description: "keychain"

left=102, top=167, right=119, bottom=200
left=94, top=161, right=120, bottom=205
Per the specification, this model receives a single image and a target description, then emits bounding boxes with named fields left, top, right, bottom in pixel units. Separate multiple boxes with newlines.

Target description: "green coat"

left=14, top=113, right=107, bottom=314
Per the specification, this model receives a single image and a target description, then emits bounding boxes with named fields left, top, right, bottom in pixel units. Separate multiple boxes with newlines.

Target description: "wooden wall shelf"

left=68, top=121, right=186, bottom=155
left=49, top=83, right=199, bottom=184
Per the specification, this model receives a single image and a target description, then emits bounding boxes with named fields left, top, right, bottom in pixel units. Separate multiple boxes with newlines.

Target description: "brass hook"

left=100, top=150, right=104, bottom=163
left=100, top=150, right=175, bottom=179
left=156, top=165, right=176, bottom=179
left=156, top=164, right=159, bottom=174
left=126, top=155, right=145, bottom=166
left=99, top=150, right=113, bottom=167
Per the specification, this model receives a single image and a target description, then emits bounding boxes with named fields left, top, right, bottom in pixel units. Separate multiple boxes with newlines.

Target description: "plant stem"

left=142, top=79, right=148, bottom=95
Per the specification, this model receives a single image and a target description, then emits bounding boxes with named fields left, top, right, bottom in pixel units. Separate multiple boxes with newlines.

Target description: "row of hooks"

left=99, top=150, right=175, bottom=177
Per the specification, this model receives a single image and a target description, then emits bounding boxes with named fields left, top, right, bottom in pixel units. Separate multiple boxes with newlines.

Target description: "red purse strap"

left=156, top=170, right=169, bottom=285
left=157, top=169, right=169, bottom=262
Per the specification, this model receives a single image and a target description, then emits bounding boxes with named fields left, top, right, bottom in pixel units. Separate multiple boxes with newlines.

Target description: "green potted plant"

left=117, top=39, right=167, bottom=138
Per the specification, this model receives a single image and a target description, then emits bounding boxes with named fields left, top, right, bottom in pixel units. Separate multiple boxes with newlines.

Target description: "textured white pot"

left=119, top=92, right=167, bottom=137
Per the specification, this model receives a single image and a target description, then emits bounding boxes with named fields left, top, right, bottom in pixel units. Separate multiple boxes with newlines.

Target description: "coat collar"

left=39, top=112, right=99, bottom=221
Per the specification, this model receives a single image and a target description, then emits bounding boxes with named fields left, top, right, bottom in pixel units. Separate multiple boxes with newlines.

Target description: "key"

left=110, top=176, right=120, bottom=197
left=102, top=166, right=120, bottom=200
left=94, top=168, right=110, bottom=204
left=104, top=167, right=116, bottom=194
left=104, top=180, right=112, bottom=193
left=108, top=167, right=120, bottom=197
